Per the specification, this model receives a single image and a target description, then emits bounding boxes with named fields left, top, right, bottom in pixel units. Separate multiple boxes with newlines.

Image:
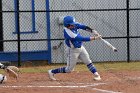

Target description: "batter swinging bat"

left=93, top=30, right=117, bottom=52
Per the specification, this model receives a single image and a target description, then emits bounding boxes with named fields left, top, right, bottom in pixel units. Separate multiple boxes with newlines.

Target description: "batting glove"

left=92, top=30, right=100, bottom=36
left=95, top=35, right=102, bottom=40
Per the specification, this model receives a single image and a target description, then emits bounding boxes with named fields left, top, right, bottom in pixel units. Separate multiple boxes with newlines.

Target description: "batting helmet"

left=63, top=16, right=76, bottom=27
left=0, top=74, right=7, bottom=84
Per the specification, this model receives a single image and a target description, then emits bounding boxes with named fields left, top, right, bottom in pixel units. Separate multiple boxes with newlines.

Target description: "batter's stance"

left=48, top=16, right=101, bottom=81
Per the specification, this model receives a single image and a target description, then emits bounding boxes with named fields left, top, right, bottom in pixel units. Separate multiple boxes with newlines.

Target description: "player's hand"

left=90, top=35, right=102, bottom=41
left=93, top=30, right=100, bottom=36
left=95, top=35, right=102, bottom=40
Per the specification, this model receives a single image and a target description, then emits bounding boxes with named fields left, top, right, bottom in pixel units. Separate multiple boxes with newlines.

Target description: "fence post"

left=0, top=0, right=3, bottom=51
left=126, top=0, right=130, bottom=62
left=15, top=0, right=21, bottom=67
left=46, top=0, right=51, bottom=64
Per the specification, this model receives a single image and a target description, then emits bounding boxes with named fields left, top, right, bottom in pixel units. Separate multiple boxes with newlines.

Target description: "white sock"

left=94, top=72, right=100, bottom=76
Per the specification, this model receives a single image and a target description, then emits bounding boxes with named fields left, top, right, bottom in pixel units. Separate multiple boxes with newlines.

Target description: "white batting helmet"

left=0, top=74, right=7, bottom=84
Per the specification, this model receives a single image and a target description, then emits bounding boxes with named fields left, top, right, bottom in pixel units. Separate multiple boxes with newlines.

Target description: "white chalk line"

left=0, top=82, right=123, bottom=93
left=0, top=85, right=86, bottom=88
left=127, top=77, right=140, bottom=80
left=93, top=88, right=122, bottom=93
left=0, top=83, right=106, bottom=88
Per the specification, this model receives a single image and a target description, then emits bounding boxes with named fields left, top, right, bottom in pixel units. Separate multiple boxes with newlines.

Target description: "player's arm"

left=64, top=28, right=101, bottom=41
left=74, top=34, right=101, bottom=41
left=75, top=23, right=93, bottom=33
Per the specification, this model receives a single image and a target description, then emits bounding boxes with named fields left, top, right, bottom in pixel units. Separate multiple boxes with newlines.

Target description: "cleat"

left=48, top=70, right=56, bottom=81
left=94, top=75, right=101, bottom=81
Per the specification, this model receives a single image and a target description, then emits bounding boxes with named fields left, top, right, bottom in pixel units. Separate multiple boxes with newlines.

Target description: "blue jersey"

left=64, top=23, right=91, bottom=48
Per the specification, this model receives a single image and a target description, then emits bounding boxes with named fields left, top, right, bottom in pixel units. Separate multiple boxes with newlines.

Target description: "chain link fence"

left=0, top=0, right=140, bottom=66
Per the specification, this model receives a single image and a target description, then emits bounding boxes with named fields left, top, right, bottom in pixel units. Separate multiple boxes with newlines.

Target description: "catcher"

left=0, top=62, right=19, bottom=83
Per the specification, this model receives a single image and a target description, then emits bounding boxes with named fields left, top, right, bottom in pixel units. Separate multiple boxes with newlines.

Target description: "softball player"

left=48, top=16, right=101, bottom=81
left=0, top=63, right=7, bottom=83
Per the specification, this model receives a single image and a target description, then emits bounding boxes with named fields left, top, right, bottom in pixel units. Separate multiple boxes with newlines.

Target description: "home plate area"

left=0, top=71, right=140, bottom=93
left=0, top=82, right=122, bottom=93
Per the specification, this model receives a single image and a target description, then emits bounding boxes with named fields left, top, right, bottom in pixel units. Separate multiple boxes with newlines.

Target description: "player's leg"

left=79, top=46, right=101, bottom=80
left=48, top=48, right=79, bottom=80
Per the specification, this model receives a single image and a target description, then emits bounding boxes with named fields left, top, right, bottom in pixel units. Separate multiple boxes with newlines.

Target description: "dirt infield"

left=0, top=71, right=140, bottom=93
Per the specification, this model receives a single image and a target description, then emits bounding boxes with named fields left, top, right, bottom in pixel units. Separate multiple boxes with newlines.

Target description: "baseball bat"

left=93, top=30, right=117, bottom=52
left=100, top=38, right=117, bottom=52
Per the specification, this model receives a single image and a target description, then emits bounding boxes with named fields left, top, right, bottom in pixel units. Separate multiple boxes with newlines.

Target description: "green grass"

left=75, top=62, right=140, bottom=71
left=95, top=62, right=140, bottom=71
left=1, top=62, right=140, bottom=73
